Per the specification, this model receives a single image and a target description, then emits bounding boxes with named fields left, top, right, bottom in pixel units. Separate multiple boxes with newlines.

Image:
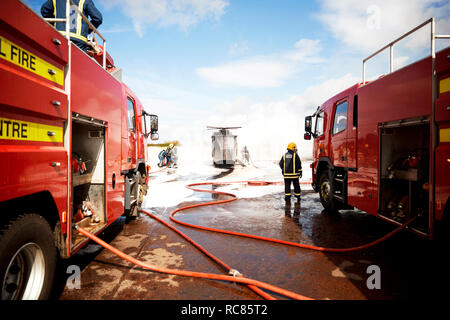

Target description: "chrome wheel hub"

left=2, top=243, right=46, bottom=300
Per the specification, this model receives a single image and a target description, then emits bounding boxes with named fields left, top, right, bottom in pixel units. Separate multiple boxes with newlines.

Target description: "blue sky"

left=23, top=0, right=450, bottom=160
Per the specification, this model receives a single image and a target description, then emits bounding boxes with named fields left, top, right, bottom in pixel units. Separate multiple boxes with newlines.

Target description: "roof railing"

left=362, top=17, right=450, bottom=83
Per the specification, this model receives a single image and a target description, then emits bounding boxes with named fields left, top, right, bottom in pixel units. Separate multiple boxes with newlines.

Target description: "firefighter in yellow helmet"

left=279, top=142, right=302, bottom=202
left=165, top=143, right=175, bottom=168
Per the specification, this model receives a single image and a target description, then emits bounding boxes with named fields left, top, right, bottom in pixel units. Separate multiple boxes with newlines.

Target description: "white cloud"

left=136, top=72, right=359, bottom=162
left=229, top=41, right=249, bottom=56
left=317, top=0, right=450, bottom=54
left=101, top=0, right=229, bottom=36
left=393, top=55, right=410, bottom=69
left=196, top=58, right=295, bottom=88
left=287, top=73, right=360, bottom=110
left=193, top=73, right=360, bottom=161
left=101, top=24, right=134, bottom=34
left=197, top=38, right=323, bottom=88
left=139, top=96, right=208, bottom=144
left=283, top=39, right=323, bottom=63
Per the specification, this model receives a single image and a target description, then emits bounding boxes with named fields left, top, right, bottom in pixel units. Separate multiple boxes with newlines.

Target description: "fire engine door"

left=330, top=99, right=349, bottom=167
left=125, top=97, right=137, bottom=168
left=346, top=94, right=357, bottom=169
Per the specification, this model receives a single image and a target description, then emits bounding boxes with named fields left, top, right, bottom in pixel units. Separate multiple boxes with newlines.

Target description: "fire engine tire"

left=318, top=171, right=341, bottom=214
left=139, top=172, right=148, bottom=196
left=0, top=214, right=57, bottom=300
left=126, top=172, right=144, bottom=222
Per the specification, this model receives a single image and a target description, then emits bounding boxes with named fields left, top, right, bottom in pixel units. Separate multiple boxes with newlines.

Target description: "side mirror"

left=149, top=114, right=158, bottom=133
left=142, top=111, right=159, bottom=138
left=305, top=116, right=312, bottom=133
left=304, top=133, right=311, bottom=140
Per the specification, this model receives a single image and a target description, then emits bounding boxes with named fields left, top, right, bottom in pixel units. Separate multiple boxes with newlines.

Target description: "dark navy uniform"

left=279, top=149, right=302, bottom=201
left=41, top=0, right=102, bottom=52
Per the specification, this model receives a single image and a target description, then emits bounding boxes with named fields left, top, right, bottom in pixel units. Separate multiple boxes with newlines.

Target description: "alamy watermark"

left=66, top=265, right=81, bottom=290
left=64, top=263, right=381, bottom=293
left=366, top=265, right=381, bottom=290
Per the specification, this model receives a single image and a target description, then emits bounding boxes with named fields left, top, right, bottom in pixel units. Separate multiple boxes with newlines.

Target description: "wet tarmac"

left=55, top=169, right=448, bottom=301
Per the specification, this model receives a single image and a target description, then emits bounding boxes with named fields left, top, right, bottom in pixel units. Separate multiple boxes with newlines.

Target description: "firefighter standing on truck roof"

left=41, top=0, right=103, bottom=52
left=280, top=142, right=302, bottom=202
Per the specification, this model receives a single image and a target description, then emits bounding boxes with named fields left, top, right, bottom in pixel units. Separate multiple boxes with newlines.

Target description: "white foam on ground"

left=143, top=146, right=313, bottom=209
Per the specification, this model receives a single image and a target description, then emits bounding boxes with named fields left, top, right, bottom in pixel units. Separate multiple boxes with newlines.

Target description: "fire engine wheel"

left=0, top=214, right=57, bottom=300
left=139, top=172, right=148, bottom=196
left=127, top=172, right=145, bottom=220
left=318, top=172, right=341, bottom=214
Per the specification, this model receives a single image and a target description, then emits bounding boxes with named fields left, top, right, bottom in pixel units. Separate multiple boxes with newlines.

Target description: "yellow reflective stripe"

left=52, top=0, right=57, bottom=18
left=0, top=117, right=63, bottom=143
left=293, top=154, right=295, bottom=174
left=283, top=154, right=286, bottom=173
left=440, top=128, right=450, bottom=142
left=59, top=31, right=87, bottom=42
left=58, top=1, right=87, bottom=41
left=0, top=35, right=64, bottom=86
left=76, top=0, right=86, bottom=37
left=440, top=77, right=450, bottom=94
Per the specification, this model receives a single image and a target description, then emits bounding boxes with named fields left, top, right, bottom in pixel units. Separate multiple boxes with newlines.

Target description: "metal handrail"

left=44, top=18, right=67, bottom=23
left=44, top=0, right=107, bottom=69
left=362, top=17, right=450, bottom=83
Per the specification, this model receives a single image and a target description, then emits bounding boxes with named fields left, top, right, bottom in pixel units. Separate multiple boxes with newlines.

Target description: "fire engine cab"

left=0, top=0, right=158, bottom=299
left=305, top=18, right=449, bottom=239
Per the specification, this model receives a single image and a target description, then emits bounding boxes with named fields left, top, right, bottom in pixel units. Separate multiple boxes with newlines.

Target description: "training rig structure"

left=207, top=126, right=241, bottom=168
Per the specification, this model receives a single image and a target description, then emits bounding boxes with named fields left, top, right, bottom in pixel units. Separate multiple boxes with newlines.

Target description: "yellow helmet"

left=169, top=143, right=174, bottom=149
left=287, top=142, right=297, bottom=151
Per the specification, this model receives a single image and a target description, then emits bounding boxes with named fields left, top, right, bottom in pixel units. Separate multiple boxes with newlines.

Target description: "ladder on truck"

left=42, top=0, right=108, bottom=253
left=362, top=18, right=449, bottom=234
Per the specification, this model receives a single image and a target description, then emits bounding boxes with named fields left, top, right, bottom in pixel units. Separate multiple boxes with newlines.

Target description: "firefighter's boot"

left=284, top=201, right=291, bottom=216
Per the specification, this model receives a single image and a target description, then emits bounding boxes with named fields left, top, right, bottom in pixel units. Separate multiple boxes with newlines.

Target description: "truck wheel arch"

left=0, top=192, right=60, bottom=232
left=315, top=157, right=333, bottom=192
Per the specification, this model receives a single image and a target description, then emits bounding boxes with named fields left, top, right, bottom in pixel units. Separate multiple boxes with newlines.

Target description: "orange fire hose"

left=138, top=208, right=276, bottom=300
left=148, top=166, right=168, bottom=175
left=172, top=181, right=416, bottom=253
left=77, top=176, right=415, bottom=300
left=76, top=225, right=312, bottom=300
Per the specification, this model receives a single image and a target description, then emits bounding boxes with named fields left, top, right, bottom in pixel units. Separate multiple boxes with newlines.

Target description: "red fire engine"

left=0, top=0, right=159, bottom=299
left=305, top=19, right=450, bottom=239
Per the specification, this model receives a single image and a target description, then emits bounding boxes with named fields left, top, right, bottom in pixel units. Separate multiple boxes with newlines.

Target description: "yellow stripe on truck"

left=440, top=77, right=450, bottom=94
left=0, top=35, right=64, bottom=86
left=440, top=128, right=450, bottom=143
left=0, top=117, right=63, bottom=143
